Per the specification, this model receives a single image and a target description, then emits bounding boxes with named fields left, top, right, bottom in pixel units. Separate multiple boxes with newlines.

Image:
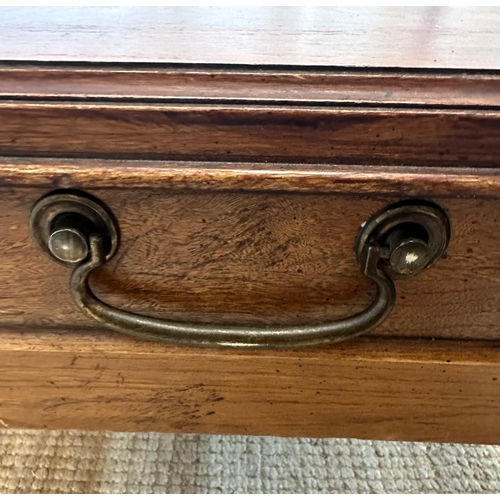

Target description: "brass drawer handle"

left=31, top=192, right=450, bottom=349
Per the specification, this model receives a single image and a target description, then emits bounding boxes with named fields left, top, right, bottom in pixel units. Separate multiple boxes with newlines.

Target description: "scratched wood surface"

left=0, top=333, right=498, bottom=444
left=0, top=160, right=499, bottom=341
left=1, top=7, right=500, bottom=70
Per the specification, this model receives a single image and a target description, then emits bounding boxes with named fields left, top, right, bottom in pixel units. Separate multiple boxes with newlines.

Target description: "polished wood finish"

left=1, top=9, right=499, bottom=443
left=1, top=158, right=500, bottom=197
left=2, top=65, right=500, bottom=107
left=0, top=161, right=499, bottom=341
left=1, top=103, right=499, bottom=166
left=1, top=57, right=499, bottom=167
left=2, top=8, right=500, bottom=70
left=0, top=333, right=498, bottom=444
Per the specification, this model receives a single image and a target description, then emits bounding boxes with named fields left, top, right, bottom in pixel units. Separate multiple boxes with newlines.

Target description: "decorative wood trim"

left=1, top=65, right=500, bottom=108
left=0, top=103, right=499, bottom=166
left=0, top=158, right=499, bottom=198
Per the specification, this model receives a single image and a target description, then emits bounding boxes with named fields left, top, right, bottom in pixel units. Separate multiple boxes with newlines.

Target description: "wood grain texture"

left=1, top=8, right=500, bottom=445
left=1, top=7, right=500, bottom=70
left=1, top=103, right=500, bottom=166
left=2, top=65, right=500, bottom=107
left=0, top=333, right=498, bottom=444
left=0, top=161, right=498, bottom=341
left=1, top=158, right=500, bottom=197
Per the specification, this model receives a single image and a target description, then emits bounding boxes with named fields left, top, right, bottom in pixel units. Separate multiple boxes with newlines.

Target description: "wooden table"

left=0, top=7, right=498, bottom=444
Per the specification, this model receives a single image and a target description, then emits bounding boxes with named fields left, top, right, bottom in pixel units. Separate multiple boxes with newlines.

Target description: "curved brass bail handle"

left=70, top=235, right=396, bottom=349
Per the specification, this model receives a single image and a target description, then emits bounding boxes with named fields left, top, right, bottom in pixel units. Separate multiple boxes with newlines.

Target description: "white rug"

left=0, top=430, right=499, bottom=493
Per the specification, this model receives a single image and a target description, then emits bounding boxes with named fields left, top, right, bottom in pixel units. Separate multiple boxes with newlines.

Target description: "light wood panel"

left=1, top=8, right=500, bottom=70
left=0, top=333, right=498, bottom=444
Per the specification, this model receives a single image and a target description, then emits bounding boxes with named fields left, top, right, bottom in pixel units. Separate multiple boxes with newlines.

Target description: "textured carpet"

left=0, top=430, right=499, bottom=494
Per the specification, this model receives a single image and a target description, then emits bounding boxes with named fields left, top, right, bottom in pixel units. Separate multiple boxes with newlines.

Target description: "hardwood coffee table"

left=0, top=7, right=498, bottom=444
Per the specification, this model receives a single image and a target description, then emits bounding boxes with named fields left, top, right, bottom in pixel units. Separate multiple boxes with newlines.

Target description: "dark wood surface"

left=1, top=102, right=499, bottom=166
left=1, top=61, right=499, bottom=167
left=0, top=333, right=498, bottom=444
left=1, top=8, right=500, bottom=70
left=1, top=160, right=498, bottom=342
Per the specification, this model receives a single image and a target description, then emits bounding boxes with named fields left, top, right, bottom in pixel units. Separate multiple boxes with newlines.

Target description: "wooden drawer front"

left=1, top=159, right=499, bottom=342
